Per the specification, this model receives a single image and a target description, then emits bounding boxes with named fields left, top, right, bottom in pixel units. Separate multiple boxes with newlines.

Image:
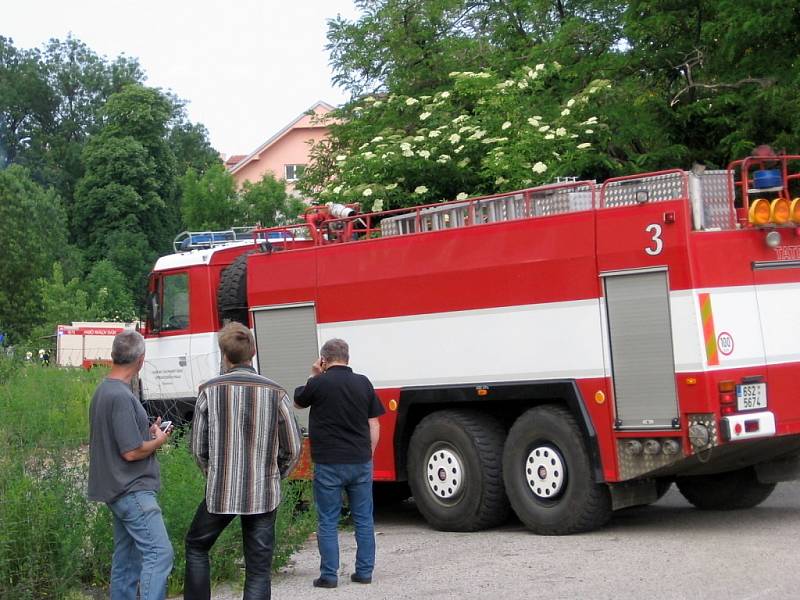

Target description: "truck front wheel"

left=676, top=467, right=776, bottom=510
left=503, top=405, right=611, bottom=535
left=407, top=410, right=509, bottom=531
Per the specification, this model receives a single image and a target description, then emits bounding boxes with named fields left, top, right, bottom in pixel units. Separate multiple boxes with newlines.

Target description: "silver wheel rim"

left=426, top=447, right=463, bottom=501
left=526, top=445, right=566, bottom=499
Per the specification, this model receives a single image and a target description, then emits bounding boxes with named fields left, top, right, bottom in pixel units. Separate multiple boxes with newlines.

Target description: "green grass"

left=0, top=357, right=317, bottom=599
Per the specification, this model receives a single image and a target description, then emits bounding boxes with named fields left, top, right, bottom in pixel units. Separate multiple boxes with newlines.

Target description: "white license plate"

left=736, top=383, right=767, bottom=411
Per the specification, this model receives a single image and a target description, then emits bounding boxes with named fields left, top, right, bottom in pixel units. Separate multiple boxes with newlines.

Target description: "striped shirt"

left=191, top=366, right=302, bottom=514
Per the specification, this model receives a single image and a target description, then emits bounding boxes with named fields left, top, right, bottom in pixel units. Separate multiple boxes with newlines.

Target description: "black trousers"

left=184, top=499, right=277, bottom=600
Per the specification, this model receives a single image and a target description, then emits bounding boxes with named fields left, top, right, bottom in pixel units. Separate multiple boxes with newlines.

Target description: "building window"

left=285, top=164, right=306, bottom=181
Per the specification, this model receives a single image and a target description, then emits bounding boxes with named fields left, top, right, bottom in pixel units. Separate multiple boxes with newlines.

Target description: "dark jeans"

left=184, top=499, right=277, bottom=600
left=313, top=462, right=375, bottom=582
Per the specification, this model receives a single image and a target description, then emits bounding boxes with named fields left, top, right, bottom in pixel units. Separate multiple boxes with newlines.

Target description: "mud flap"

left=608, top=479, right=659, bottom=510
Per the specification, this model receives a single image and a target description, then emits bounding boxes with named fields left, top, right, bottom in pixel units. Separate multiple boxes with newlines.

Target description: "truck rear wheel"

left=407, top=410, right=509, bottom=531
left=676, top=467, right=776, bottom=510
left=217, top=252, right=251, bottom=325
left=503, top=405, right=611, bottom=535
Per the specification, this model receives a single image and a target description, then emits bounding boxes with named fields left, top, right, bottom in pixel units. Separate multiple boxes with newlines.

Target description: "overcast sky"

left=5, top=0, right=360, bottom=156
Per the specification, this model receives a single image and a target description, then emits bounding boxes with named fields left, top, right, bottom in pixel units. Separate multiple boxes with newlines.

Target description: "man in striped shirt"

left=184, top=322, right=302, bottom=600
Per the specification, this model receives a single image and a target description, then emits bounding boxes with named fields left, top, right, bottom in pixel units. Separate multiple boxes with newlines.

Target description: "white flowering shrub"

left=299, top=64, right=610, bottom=210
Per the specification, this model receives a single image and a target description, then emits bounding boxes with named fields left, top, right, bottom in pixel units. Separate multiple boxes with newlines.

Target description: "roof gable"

left=229, top=101, right=335, bottom=174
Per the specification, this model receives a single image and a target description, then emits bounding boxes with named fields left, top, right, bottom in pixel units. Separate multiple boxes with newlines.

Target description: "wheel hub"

left=426, top=447, right=462, bottom=500
left=525, top=445, right=566, bottom=499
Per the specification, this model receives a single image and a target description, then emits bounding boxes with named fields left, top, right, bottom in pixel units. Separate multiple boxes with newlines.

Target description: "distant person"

left=87, top=330, right=174, bottom=600
left=294, top=338, right=385, bottom=588
left=185, top=322, right=302, bottom=600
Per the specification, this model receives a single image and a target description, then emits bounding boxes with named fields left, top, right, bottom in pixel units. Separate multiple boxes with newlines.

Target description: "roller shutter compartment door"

left=252, top=304, right=318, bottom=431
left=604, top=270, right=678, bottom=429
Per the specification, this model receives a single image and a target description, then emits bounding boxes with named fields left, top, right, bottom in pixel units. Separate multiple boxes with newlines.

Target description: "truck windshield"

left=161, top=273, right=189, bottom=331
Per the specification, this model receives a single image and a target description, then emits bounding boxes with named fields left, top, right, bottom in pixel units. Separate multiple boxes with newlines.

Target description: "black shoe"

left=313, top=577, right=338, bottom=588
left=351, top=573, right=372, bottom=584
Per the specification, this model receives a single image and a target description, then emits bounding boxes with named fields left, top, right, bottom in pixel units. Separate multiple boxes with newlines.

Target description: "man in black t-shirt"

left=294, top=338, right=385, bottom=589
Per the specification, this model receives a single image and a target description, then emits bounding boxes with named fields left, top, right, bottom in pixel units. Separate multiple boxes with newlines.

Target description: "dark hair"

left=218, top=322, right=256, bottom=364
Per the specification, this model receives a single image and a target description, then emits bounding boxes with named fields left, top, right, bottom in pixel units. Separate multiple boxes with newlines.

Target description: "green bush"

left=0, top=366, right=317, bottom=599
left=0, top=363, right=101, bottom=449
left=0, top=448, right=93, bottom=599
left=0, top=355, right=21, bottom=385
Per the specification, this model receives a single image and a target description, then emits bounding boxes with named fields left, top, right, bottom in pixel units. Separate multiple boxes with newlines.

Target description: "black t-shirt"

left=294, top=365, right=385, bottom=464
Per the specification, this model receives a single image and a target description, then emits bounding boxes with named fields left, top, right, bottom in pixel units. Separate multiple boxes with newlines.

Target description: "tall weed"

left=0, top=446, right=94, bottom=599
left=0, top=366, right=317, bottom=598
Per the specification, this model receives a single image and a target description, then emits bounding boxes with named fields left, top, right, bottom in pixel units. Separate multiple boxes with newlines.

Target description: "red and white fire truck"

left=140, top=150, right=800, bottom=534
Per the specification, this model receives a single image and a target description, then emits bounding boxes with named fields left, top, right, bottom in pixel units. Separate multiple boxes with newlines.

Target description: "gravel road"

left=206, top=481, right=800, bottom=600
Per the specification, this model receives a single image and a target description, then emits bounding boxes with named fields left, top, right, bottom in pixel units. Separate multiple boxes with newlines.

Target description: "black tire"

left=407, top=410, right=509, bottom=531
left=217, top=252, right=251, bottom=325
left=503, top=405, right=611, bottom=535
left=676, top=467, right=776, bottom=510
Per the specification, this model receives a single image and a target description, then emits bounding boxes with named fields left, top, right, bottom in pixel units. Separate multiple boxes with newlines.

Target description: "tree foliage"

left=239, top=174, right=305, bottom=227
left=1, top=35, right=218, bottom=342
left=181, top=163, right=239, bottom=230
left=73, top=85, right=179, bottom=301
left=1, top=36, right=145, bottom=220
left=300, top=64, right=610, bottom=209
left=84, top=260, right=137, bottom=322
left=313, top=0, right=800, bottom=201
left=31, top=263, right=92, bottom=341
left=0, top=166, right=67, bottom=342
left=182, top=165, right=303, bottom=230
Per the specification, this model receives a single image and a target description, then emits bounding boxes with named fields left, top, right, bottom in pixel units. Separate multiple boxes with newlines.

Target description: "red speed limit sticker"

left=717, top=331, right=734, bottom=356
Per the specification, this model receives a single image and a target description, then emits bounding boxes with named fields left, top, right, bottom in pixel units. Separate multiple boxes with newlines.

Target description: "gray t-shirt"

left=87, top=378, right=160, bottom=503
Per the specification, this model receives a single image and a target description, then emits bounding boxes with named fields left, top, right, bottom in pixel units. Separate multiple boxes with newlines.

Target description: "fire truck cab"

left=141, top=151, right=800, bottom=534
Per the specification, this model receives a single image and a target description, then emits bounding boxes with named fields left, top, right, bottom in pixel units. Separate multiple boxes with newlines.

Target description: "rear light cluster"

left=718, top=380, right=737, bottom=415
left=718, top=377, right=766, bottom=413
left=748, top=197, right=800, bottom=226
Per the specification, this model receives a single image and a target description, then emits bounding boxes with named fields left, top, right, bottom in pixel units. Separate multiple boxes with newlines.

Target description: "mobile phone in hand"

left=159, top=420, right=172, bottom=432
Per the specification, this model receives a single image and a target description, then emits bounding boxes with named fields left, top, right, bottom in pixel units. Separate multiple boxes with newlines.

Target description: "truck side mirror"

left=148, top=292, right=161, bottom=333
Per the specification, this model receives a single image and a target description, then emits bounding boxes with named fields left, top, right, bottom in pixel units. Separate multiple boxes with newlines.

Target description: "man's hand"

left=369, top=417, right=380, bottom=455
left=310, top=357, right=324, bottom=376
left=150, top=416, right=172, bottom=442
left=122, top=417, right=171, bottom=462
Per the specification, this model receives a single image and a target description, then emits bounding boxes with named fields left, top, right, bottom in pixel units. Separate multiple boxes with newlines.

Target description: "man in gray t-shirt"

left=88, top=378, right=160, bottom=502
left=87, top=331, right=174, bottom=600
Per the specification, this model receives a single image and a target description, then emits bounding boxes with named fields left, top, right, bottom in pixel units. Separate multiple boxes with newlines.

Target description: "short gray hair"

left=111, top=330, right=145, bottom=365
left=320, top=338, right=349, bottom=364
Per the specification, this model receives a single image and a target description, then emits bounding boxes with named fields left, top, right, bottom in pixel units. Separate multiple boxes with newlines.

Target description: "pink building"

left=227, top=101, right=334, bottom=198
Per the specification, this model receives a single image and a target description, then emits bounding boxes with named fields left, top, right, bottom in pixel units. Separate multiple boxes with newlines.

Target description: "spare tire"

left=217, top=252, right=251, bottom=325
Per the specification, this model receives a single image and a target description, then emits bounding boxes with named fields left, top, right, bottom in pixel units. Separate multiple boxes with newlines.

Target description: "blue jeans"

left=107, top=490, right=174, bottom=600
left=313, top=462, right=375, bottom=581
